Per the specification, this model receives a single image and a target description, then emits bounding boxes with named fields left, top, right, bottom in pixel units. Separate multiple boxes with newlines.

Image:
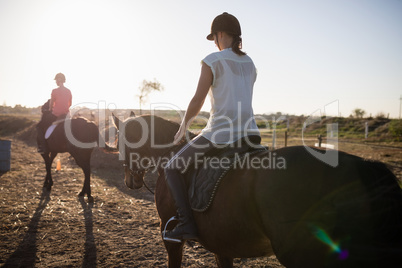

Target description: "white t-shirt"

left=200, top=48, right=260, bottom=144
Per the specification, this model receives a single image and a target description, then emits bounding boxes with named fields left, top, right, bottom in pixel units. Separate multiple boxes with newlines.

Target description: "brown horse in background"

left=39, top=102, right=107, bottom=202
left=114, top=114, right=402, bottom=268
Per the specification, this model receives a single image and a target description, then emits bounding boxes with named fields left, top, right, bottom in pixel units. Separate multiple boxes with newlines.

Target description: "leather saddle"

left=45, top=118, right=68, bottom=139
left=184, top=136, right=267, bottom=212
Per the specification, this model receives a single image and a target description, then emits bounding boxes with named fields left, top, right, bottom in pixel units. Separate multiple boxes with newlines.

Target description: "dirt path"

left=0, top=140, right=282, bottom=267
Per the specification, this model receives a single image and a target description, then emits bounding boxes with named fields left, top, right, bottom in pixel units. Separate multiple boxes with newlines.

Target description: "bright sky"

left=1, top=0, right=401, bottom=118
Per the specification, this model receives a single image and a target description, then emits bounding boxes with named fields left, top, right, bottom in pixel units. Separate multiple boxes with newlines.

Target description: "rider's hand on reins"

left=173, top=126, right=186, bottom=145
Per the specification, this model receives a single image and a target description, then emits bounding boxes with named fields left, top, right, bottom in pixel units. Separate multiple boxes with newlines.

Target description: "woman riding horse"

left=36, top=72, right=72, bottom=154
left=164, top=12, right=261, bottom=242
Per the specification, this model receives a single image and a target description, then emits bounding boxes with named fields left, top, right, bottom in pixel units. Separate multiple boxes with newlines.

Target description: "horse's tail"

left=95, top=125, right=118, bottom=152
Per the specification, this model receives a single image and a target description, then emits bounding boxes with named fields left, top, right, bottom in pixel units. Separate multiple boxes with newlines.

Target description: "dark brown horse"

left=113, top=114, right=402, bottom=268
left=39, top=105, right=107, bottom=202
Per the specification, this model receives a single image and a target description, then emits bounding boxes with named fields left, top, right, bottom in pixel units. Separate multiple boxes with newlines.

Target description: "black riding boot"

left=36, top=126, right=47, bottom=154
left=164, top=170, right=198, bottom=242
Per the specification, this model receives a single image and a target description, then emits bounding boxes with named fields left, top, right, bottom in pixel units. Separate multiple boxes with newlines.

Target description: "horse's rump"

left=253, top=146, right=402, bottom=267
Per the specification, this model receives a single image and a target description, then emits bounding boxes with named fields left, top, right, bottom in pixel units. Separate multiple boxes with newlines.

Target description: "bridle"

left=123, top=162, right=155, bottom=195
left=122, top=140, right=187, bottom=196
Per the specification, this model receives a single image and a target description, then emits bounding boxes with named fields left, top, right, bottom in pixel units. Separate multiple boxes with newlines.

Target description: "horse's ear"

left=130, top=111, right=136, bottom=117
left=112, top=113, right=122, bottom=130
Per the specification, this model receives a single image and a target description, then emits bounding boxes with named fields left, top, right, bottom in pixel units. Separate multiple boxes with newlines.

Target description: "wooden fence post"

left=365, top=122, right=368, bottom=139
left=285, top=131, right=288, bottom=147
left=317, top=134, right=322, bottom=147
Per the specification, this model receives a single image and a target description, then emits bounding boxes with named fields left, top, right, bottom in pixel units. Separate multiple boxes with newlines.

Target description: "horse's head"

left=112, top=112, right=147, bottom=189
left=123, top=160, right=146, bottom=190
left=113, top=112, right=186, bottom=190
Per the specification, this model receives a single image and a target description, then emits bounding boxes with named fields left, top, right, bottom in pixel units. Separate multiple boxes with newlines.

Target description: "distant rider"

left=36, top=73, right=72, bottom=154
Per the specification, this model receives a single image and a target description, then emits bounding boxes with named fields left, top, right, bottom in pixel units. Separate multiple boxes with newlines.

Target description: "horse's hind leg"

left=79, top=166, right=93, bottom=203
left=69, top=148, right=93, bottom=202
left=215, top=255, right=234, bottom=268
left=73, top=150, right=93, bottom=202
left=41, top=152, right=57, bottom=191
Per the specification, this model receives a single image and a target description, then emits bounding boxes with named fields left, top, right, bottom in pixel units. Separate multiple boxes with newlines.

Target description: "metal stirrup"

left=162, top=216, right=182, bottom=243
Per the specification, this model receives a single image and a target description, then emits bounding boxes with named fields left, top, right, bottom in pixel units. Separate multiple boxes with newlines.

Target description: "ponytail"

left=231, top=35, right=246, bottom=56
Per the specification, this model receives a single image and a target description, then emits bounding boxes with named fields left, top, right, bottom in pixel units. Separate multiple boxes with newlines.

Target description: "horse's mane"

left=144, top=114, right=180, bottom=145
left=124, top=114, right=196, bottom=150
left=41, top=99, right=50, bottom=113
left=124, top=114, right=177, bottom=146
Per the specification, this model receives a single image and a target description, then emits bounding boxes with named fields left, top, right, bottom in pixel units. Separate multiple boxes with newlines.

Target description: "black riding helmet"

left=206, top=12, right=241, bottom=41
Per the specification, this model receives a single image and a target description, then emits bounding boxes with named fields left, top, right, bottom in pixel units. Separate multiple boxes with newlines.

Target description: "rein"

left=142, top=175, right=155, bottom=195
left=123, top=137, right=189, bottom=196
left=123, top=163, right=155, bottom=195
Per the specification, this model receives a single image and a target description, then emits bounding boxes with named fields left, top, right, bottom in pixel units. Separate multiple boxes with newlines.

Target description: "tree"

left=352, top=108, right=366, bottom=118
left=137, top=79, right=164, bottom=114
